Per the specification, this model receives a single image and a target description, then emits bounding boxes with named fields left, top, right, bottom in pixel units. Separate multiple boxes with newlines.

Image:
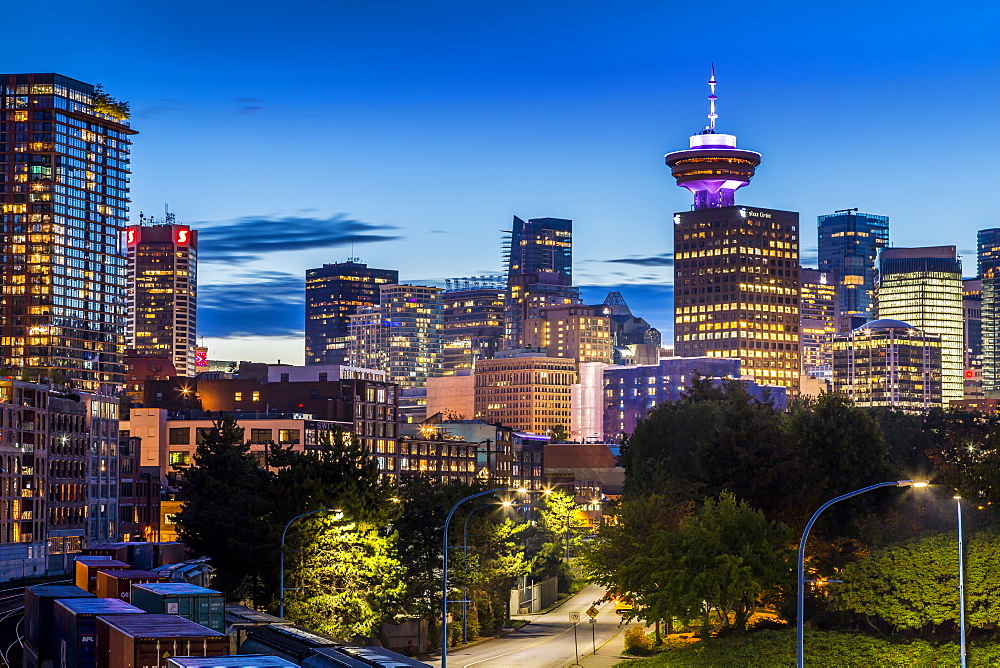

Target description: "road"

left=432, top=584, right=624, bottom=668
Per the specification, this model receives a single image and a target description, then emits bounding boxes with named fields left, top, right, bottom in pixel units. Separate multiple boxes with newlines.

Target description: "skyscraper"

left=305, top=261, right=398, bottom=366
left=877, top=246, right=964, bottom=403
left=0, top=74, right=135, bottom=390
left=441, top=277, right=505, bottom=374
left=349, top=284, right=444, bottom=388
left=503, top=216, right=580, bottom=349
left=668, top=71, right=801, bottom=389
left=817, top=209, right=889, bottom=329
left=799, top=268, right=839, bottom=380
left=964, top=278, right=983, bottom=398
left=126, top=215, right=197, bottom=377
left=978, top=229, right=1000, bottom=396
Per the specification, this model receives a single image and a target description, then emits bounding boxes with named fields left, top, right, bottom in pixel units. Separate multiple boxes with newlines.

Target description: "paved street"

left=431, top=584, right=629, bottom=668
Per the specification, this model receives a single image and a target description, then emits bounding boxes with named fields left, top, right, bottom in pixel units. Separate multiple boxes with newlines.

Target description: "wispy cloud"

left=234, top=97, right=266, bottom=114
left=197, top=214, right=401, bottom=264
left=133, top=99, right=188, bottom=120
left=199, top=272, right=304, bottom=338
left=605, top=253, right=674, bottom=267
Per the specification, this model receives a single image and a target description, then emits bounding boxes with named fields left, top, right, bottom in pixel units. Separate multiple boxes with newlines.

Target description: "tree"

left=285, top=514, right=405, bottom=638
left=173, top=416, right=274, bottom=605
left=531, top=490, right=586, bottom=591
left=833, top=531, right=1000, bottom=632
left=549, top=424, right=570, bottom=442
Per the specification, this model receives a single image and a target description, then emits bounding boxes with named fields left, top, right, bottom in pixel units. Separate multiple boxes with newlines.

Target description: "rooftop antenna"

left=164, top=203, right=175, bottom=225
left=707, top=64, right=718, bottom=133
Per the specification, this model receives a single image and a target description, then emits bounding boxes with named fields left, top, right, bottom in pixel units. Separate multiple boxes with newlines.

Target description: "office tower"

left=305, top=260, right=398, bottom=366
left=832, top=319, right=942, bottom=410
left=125, top=215, right=197, bottom=377
left=504, top=216, right=580, bottom=349
left=349, top=284, right=443, bottom=388
left=799, top=269, right=839, bottom=380
left=979, top=230, right=1000, bottom=396
left=817, top=209, right=890, bottom=329
left=474, top=353, right=577, bottom=436
left=441, top=277, right=505, bottom=373
left=0, top=74, right=135, bottom=390
left=964, top=278, right=983, bottom=398
left=666, top=72, right=800, bottom=389
left=603, top=292, right=661, bottom=365
left=523, top=303, right=614, bottom=364
left=877, top=246, right=964, bottom=403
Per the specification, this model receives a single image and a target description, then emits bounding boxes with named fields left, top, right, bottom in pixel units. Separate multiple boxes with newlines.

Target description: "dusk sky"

left=11, top=1, right=1000, bottom=363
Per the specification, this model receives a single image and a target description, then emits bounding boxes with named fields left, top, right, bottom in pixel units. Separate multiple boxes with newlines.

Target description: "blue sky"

left=11, top=1, right=1000, bottom=363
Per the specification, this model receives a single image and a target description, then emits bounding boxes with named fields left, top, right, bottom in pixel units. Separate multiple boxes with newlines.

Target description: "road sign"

left=590, top=617, right=596, bottom=624
left=586, top=605, right=599, bottom=619
left=569, top=611, right=581, bottom=623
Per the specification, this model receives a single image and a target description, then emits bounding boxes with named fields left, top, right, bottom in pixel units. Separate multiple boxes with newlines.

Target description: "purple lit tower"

left=664, top=68, right=761, bottom=209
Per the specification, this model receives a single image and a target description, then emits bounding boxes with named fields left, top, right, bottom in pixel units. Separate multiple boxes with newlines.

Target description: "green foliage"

left=530, top=490, right=585, bottom=587
left=549, top=424, right=570, bottom=442
left=925, top=408, right=1000, bottom=513
left=285, top=515, right=405, bottom=638
left=92, top=84, right=130, bottom=120
left=619, top=629, right=1000, bottom=667
left=623, top=625, right=654, bottom=654
left=173, top=416, right=275, bottom=605
left=833, top=530, right=1000, bottom=632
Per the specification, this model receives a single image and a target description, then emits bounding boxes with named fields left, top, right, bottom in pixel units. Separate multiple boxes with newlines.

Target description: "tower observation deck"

left=665, top=68, right=761, bottom=209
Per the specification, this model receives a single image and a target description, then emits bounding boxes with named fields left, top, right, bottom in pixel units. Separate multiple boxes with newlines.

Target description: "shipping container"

left=23, top=642, right=40, bottom=668
left=166, top=656, right=298, bottom=668
left=24, top=584, right=95, bottom=660
left=96, top=570, right=169, bottom=602
left=96, top=614, right=228, bottom=668
left=130, top=583, right=225, bottom=633
left=238, top=624, right=343, bottom=664
left=152, top=542, right=188, bottom=567
left=82, top=544, right=130, bottom=562
left=123, top=542, right=156, bottom=570
left=53, top=598, right=144, bottom=668
left=75, top=559, right=131, bottom=593
left=299, top=649, right=368, bottom=668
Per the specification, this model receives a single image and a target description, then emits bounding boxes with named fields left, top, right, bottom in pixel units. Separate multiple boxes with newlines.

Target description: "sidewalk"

left=576, top=621, right=635, bottom=667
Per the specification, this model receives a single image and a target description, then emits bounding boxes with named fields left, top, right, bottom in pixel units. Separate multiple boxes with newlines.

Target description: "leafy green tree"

left=465, top=516, right=529, bottom=638
left=833, top=531, right=1000, bottom=632
left=549, top=424, right=570, bottom=442
left=286, top=514, right=405, bottom=638
left=173, top=416, right=275, bottom=605
left=531, top=490, right=585, bottom=589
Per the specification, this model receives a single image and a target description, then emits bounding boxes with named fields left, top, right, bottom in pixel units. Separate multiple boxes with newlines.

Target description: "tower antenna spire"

left=707, top=64, right=718, bottom=132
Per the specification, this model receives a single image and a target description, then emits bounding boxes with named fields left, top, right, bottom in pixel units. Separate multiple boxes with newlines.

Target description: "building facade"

left=441, top=280, right=505, bottom=373
left=817, top=209, right=889, bottom=328
left=523, top=303, right=614, bottom=365
left=979, top=229, right=1000, bottom=396
left=964, top=278, right=983, bottom=398
left=0, top=73, right=135, bottom=390
left=673, top=206, right=801, bottom=390
left=349, top=284, right=443, bottom=388
left=504, top=216, right=580, bottom=349
left=877, top=246, right=964, bottom=403
left=474, top=354, right=577, bottom=436
left=305, top=261, right=398, bottom=366
left=800, top=268, right=839, bottom=381
left=832, top=319, right=942, bottom=410
left=126, top=218, right=197, bottom=377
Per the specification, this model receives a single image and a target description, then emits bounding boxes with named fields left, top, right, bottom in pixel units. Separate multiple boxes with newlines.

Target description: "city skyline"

left=8, top=1, right=1000, bottom=363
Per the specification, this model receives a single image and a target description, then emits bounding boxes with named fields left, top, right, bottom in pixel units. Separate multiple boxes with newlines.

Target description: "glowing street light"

left=796, top=480, right=928, bottom=667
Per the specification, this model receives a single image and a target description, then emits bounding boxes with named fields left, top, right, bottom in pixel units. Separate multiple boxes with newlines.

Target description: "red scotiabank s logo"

left=126, top=228, right=138, bottom=245
left=176, top=228, right=189, bottom=244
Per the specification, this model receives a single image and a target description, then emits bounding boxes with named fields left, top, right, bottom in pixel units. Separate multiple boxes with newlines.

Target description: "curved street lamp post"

left=796, top=480, right=926, bottom=668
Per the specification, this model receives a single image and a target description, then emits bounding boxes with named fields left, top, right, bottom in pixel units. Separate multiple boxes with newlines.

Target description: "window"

left=168, top=451, right=191, bottom=466
left=252, top=391, right=260, bottom=402
left=234, top=392, right=243, bottom=402
left=168, top=428, right=190, bottom=445
left=318, top=373, right=328, bottom=382
left=195, top=427, right=214, bottom=445
left=250, top=428, right=272, bottom=443
left=278, top=429, right=299, bottom=444
left=280, top=373, right=289, bottom=382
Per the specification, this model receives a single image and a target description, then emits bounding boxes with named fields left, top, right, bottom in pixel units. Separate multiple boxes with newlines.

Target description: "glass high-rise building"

left=305, top=261, right=398, bottom=366
left=503, top=216, right=579, bottom=349
left=0, top=74, right=135, bottom=390
left=817, top=209, right=889, bottom=329
left=877, top=246, right=964, bottom=403
left=978, top=229, right=1000, bottom=396
left=964, top=278, right=983, bottom=398
left=349, top=284, right=443, bottom=388
left=800, top=268, right=839, bottom=380
left=126, top=216, right=197, bottom=377
left=441, top=278, right=505, bottom=374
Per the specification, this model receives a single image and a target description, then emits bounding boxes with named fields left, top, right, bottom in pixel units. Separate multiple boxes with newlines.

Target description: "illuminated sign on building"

left=126, top=227, right=140, bottom=245
left=175, top=227, right=191, bottom=245
left=195, top=346, right=208, bottom=368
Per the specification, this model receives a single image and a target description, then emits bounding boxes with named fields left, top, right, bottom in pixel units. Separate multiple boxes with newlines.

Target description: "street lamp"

left=279, top=507, right=343, bottom=619
left=457, top=500, right=518, bottom=643
left=796, top=480, right=927, bottom=668
left=441, top=488, right=522, bottom=667
left=955, top=495, right=967, bottom=668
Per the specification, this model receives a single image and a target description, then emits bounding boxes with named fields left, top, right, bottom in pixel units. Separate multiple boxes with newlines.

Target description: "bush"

left=623, top=624, right=655, bottom=655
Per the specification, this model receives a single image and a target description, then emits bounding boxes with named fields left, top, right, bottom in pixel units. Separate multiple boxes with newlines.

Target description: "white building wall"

left=571, top=362, right=608, bottom=442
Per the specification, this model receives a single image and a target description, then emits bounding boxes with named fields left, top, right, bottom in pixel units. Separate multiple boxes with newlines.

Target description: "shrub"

left=623, top=624, right=655, bottom=655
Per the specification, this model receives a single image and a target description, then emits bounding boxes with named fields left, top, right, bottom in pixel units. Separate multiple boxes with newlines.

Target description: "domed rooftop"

left=854, top=318, right=917, bottom=331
